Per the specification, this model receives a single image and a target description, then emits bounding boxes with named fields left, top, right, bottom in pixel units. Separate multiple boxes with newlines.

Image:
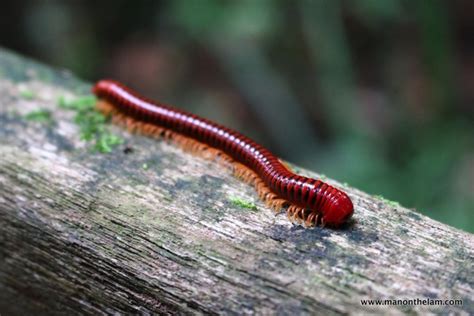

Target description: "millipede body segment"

left=92, top=80, right=354, bottom=227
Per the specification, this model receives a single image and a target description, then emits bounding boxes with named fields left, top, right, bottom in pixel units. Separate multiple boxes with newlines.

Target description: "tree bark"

left=0, top=48, right=472, bottom=315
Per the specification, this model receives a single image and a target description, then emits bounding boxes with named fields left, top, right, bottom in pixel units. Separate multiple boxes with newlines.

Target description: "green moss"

left=94, top=133, right=123, bottom=153
left=74, top=110, right=106, bottom=141
left=374, top=195, right=400, bottom=208
left=20, top=89, right=35, bottom=100
left=25, top=109, right=52, bottom=123
left=58, top=95, right=96, bottom=110
left=58, top=95, right=122, bottom=153
left=229, top=196, right=258, bottom=211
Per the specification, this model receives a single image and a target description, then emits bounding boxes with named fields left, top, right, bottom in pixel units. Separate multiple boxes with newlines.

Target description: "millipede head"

left=320, top=192, right=354, bottom=227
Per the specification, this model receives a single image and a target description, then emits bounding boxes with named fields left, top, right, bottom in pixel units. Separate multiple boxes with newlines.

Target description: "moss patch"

left=374, top=195, right=400, bottom=208
left=25, top=109, right=52, bottom=123
left=58, top=95, right=123, bottom=153
left=229, top=196, right=258, bottom=211
left=19, top=89, right=35, bottom=100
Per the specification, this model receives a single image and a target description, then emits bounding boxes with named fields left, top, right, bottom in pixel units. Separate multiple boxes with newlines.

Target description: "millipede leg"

left=304, top=212, right=316, bottom=227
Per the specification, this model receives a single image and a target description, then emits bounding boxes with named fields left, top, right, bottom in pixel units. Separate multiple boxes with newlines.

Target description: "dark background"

left=1, top=0, right=473, bottom=232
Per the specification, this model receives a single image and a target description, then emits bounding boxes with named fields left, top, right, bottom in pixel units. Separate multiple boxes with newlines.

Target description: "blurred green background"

left=1, top=0, right=473, bottom=232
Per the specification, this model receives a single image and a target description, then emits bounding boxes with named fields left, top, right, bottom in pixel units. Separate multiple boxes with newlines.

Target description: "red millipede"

left=92, top=80, right=354, bottom=228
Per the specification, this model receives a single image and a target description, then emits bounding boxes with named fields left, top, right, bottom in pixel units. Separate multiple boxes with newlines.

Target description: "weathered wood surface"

left=0, top=48, right=473, bottom=315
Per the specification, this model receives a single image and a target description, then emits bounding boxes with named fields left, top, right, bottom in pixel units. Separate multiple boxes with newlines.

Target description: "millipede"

left=92, top=80, right=354, bottom=228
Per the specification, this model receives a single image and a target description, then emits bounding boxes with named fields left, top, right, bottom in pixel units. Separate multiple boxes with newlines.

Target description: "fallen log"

left=0, top=48, right=472, bottom=315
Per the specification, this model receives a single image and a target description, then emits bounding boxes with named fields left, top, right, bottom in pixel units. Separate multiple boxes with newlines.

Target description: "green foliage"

left=350, top=0, right=401, bottom=27
left=58, top=95, right=122, bottom=153
left=169, top=0, right=280, bottom=40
